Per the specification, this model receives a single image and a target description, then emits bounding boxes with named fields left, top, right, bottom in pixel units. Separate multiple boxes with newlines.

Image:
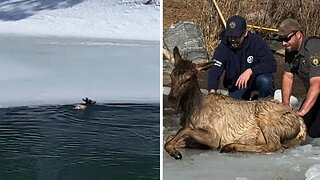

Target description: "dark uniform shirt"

left=207, top=31, right=276, bottom=90
left=285, top=36, right=320, bottom=138
left=284, top=36, right=320, bottom=91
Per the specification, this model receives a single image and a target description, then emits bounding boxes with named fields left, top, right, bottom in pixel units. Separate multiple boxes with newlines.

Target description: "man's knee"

left=255, top=74, right=274, bottom=87
left=255, top=74, right=274, bottom=97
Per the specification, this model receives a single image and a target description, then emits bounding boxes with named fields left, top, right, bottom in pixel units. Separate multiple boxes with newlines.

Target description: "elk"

left=73, top=97, right=96, bottom=110
left=165, top=46, right=306, bottom=160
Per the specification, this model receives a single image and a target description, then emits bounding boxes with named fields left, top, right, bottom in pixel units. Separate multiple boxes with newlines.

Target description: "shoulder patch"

left=213, top=59, right=222, bottom=67
left=310, top=53, right=320, bottom=67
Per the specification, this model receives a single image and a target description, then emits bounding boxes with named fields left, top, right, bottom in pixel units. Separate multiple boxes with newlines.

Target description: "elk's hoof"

left=220, top=144, right=236, bottom=153
left=276, top=147, right=285, bottom=153
left=172, top=151, right=182, bottom=160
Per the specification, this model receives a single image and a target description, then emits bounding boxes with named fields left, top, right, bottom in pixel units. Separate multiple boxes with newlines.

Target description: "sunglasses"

left=278, top=31, right=298, bottom=42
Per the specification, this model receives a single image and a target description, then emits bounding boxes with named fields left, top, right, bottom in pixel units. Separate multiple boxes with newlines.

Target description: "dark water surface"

left=0, top=103, right=159, bottom=180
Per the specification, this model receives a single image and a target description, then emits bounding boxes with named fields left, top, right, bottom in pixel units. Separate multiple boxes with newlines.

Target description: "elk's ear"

left=195, top=60, right=214, bottom=72
left=173, top=46, right=182, bottom=66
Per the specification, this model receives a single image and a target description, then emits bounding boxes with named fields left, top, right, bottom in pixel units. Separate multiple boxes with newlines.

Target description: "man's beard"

left=285, top=41, right=299, bottom=52
left=230, top=41, right=243, bottom=49
left=231, top=43, right=239, bottom=49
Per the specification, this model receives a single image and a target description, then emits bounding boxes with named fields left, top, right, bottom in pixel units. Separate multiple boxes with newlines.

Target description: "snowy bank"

left=0, top=0, right=160, bottom=41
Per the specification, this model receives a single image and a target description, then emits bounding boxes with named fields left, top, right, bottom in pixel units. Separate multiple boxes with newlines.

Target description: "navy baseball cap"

left=225, top=15, right=247, bottom=37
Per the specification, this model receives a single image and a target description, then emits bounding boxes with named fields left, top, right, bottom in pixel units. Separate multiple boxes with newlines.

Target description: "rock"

left=163, top=21, right=209, bottom=62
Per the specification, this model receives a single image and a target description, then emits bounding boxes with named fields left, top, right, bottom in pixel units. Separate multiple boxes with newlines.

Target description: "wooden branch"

left=211, top=0, right=226, bottom=28
left=163, top=45, right=175, bottom=64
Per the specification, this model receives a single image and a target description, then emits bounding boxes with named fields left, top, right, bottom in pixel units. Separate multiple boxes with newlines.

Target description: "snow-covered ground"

left=0, top=0, right=160, bottom=40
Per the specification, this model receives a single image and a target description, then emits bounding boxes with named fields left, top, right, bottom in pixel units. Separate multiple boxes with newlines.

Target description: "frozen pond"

left=0, top=35, right=160, bottom=107
left=163, top=140, right=320, bottom=180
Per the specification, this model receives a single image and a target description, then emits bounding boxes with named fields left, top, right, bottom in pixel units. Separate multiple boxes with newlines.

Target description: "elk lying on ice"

left=164, top=46, right=306, bottom=160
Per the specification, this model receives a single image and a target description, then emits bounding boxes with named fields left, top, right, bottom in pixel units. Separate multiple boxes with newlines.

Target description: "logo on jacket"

left=310, top=53, right=320, bottom=67
left=247, top=56, right=254, bottom=63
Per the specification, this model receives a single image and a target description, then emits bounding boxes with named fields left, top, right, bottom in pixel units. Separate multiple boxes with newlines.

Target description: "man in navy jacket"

left=207, top=15, right=276, bottom=100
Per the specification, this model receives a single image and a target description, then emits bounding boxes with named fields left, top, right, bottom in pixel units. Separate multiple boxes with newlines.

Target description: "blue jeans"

left=228, top=74, right=275, bottom=100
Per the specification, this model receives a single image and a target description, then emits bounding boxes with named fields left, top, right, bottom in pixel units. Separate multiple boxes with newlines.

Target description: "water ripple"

left=0, top=103, right=159, bottom=180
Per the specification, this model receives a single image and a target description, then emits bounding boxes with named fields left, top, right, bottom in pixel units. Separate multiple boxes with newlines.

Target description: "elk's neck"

left=179, top=81, right=204, bottom=119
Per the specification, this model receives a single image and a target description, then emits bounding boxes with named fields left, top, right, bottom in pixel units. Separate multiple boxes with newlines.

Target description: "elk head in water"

left=73, top=97, right=96, bottom=110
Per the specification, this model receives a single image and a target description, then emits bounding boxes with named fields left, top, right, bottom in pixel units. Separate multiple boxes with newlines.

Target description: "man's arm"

left=207, top=46, right=226, bottom=91
left=236, top=68, right=252, bottom=89
left=281, top=71, right=294, bottom=107
left=296, top=76, right=320, bottom=116
left=297, top=39, right=320, bottom=115
left=207, top=60, right=224, bottom=91
left=236, top=37, right=275, bottom=89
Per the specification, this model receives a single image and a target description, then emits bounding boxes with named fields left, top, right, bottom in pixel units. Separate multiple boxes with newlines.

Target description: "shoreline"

left=0, top=33, right=160, bottom=45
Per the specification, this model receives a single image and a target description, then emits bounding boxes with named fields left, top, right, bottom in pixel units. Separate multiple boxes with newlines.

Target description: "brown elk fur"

left=165, top=46, right=306, bottom=160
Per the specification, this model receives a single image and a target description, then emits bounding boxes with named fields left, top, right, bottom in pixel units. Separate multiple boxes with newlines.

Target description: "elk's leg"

left=165, top=127, right=192, bottom=160
left=165, top=135, right=188, bottom=148
left=165, top=135, right=210, bottom=149
left=220, top=142, right=284, bottom=153
left=221, top=124, right=283, bottom=153
left=165, top=127, right=212, bottom=159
